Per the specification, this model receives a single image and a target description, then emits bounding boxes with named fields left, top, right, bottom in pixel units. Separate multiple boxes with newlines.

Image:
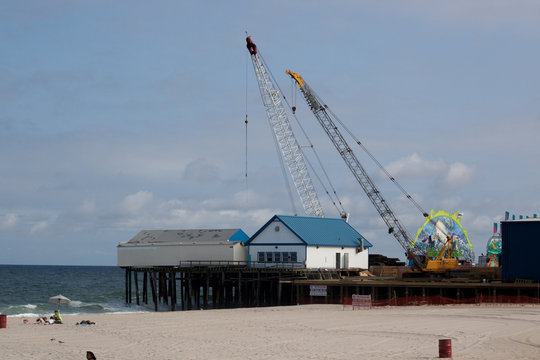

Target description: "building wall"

left=248, top=219, right=306, bottom=267
left=117, top=243, right=247, bottom=267
left=501, top=220, right=540, bottom=282
left=306, top=246, right=369, bottom=269
left=248, top=219, right=369, bottom=269
left=249, top=219, right=305, bottom=245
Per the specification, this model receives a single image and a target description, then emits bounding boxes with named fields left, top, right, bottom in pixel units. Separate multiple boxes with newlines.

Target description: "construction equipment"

left=423, top=236, right=459, bottom=271
left=287, top=70, right=461, bottom=271
left=246, top=37, right=325, bottom=217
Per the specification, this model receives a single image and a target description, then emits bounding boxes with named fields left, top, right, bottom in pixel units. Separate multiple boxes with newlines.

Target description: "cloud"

left=30, top=221, right=49, bottom=234
left=118, top=191, right=154, bottom=215
left=383, top=153, right=475, bottom=188
left=183, top=158, right=220, bottom=184
left=0, top=213, right=18, bottom=229
left=468, top=215, right=495, bottom=233
left=78, top=200, right=96, bottom=215
left=446, top=162, right=475, bottom=187
left=95, top=188, right=287, bottom=236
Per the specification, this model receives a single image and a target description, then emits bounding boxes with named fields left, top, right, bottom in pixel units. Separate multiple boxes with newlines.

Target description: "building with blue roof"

left=246, top=215, right=372, bottom=269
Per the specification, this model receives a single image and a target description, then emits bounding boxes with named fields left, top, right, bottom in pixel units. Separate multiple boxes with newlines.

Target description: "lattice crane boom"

left=246, top=38, right=324, bottom=217
left=287, top=70, right=422, bottom=266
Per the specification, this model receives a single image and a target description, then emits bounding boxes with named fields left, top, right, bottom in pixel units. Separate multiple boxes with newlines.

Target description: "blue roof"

left=247, top=215, right=372, bottom=248
left=228, top=229, right=250, bottom=244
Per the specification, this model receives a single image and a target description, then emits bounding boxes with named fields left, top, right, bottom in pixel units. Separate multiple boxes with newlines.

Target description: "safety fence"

left=370, top=294, right=540, bottom=307
left=301, top=294, right=540, bottom=307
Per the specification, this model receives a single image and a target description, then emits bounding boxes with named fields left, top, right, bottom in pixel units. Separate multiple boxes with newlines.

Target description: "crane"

left=246, top=37, right=324, bottom=217
left=287, top=70, right=427, bottom=268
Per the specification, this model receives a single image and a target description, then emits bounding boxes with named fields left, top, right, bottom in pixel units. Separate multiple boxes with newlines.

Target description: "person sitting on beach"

left=52, top=310, right=63, bottom=324
left=86, top=351, right=97, bottom=359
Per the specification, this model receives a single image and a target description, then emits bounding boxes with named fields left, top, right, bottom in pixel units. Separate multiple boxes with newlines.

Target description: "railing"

left=176, top=260, right=305, bottom=269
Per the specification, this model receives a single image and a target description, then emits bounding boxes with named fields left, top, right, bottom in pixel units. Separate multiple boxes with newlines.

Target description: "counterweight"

left=246, top=38, right=324, bottom=217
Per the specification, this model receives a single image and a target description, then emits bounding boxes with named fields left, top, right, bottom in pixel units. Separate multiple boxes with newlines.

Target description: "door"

left=335, top=253, right=341, bottom=269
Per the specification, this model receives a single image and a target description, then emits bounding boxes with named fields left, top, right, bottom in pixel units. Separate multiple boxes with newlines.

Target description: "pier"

left=122, top=263, right=540, bottom=311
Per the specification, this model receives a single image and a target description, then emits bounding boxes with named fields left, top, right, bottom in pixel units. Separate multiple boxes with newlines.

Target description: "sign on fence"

left=310, top=285, right=327, bottom=297
left=351, top=294, right=371, bottom=309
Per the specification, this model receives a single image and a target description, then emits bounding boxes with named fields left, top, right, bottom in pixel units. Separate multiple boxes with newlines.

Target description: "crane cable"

left=287, top=92, right=348, bottom=217
left=285, top=80, right=347, bottom=217
left=244, top=48, right=249, bottom=205
left=304, top=85, right=429, bottom=218
left=258, top=52, right=348, bottom=218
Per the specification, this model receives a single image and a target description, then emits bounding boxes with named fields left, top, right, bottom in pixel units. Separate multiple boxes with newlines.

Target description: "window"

left=257, top=252, right=265, bottom=263
left=290, top=252, right=297, bottom=262
left=274, top=252, right=281, bottom=263
left=266, top=252, right=273, bottom=262
left=282, top=252, right=289, bottom=263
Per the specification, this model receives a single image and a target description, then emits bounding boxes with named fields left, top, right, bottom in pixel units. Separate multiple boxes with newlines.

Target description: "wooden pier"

left=122, top=263, right=540, bottom=311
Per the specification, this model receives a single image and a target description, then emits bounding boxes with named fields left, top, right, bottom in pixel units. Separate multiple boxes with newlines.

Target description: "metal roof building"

left=117, top=229, right=249, bottom=267
left=246, top=215, right=372, bottom=269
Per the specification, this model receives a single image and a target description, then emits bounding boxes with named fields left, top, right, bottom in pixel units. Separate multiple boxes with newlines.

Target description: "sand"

left=1, top=304, right=539, bottom=359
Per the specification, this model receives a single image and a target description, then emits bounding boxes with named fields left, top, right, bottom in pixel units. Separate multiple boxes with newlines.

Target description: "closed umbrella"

left=48, top=294, right=71, bottom=310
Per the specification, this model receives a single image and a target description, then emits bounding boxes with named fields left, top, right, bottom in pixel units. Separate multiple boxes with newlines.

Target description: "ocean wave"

left=8, top=312, right=42, bottom=318
left=68, top=300, right=84, bottom=307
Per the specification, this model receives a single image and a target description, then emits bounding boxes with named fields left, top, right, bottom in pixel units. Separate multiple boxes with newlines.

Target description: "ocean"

left=0, top=265, right=147, bottom=317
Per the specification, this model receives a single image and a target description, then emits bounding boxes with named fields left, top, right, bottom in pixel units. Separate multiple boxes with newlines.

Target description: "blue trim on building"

left=246, top=214, right=372, bottom=248
left=228, top=229, right=250, bottom=243
left=247, top=243, right=304, bottom=246
left=247, top=215, right=307, bottom=245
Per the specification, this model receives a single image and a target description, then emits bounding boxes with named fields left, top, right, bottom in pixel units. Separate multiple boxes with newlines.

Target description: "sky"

left=1, top=0, right=539, bottom=265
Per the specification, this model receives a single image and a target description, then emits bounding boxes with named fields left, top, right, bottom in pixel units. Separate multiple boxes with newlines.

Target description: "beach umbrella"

left=48, top=294, right=71, bottom=310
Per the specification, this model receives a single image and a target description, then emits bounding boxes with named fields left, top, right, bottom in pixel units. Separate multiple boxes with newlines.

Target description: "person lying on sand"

left=35, top=316, right=50, bottom=325
left=76, top=320, right=95, bottom=325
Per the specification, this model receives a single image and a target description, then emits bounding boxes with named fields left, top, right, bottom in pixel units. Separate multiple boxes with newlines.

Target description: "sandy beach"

left=1, top=304, right=539, bottom=359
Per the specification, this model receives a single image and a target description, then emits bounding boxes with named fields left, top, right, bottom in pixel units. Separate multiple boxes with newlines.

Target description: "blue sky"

left=1, top=1, right=539, bottom=265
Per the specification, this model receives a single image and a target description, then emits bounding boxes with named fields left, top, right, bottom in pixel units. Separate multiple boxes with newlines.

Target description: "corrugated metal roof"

left=248, top=215, right=372, bottom=248
left=122, top=229, right=249, bottom=245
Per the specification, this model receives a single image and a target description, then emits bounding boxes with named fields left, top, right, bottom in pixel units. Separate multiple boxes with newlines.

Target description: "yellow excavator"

left=423, top=236, right=459, bottom=272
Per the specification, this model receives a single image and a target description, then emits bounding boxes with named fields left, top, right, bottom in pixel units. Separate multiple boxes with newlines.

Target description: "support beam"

left=125, top=268, right=129, bottom=304
left=150, top=272, right=158, bottom=312
left=143, top=272, right=148, bottom=304
left=134, top=271, right=140, bottom=306
left=187, top=270, right=192, bottom=310
left=169, top=271, right=175, bottom=311
left=204, top=271, right=209, bottom=309
left=256, top=271, right=261, bottom=307
left=278, top=272, right=282, bottom=305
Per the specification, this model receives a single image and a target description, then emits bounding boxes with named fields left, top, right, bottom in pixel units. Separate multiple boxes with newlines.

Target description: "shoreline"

left=2, top=304, right=539, bottom=359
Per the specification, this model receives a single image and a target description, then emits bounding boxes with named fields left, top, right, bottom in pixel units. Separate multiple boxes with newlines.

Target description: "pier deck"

left=121, top=264, right=540, bottom=311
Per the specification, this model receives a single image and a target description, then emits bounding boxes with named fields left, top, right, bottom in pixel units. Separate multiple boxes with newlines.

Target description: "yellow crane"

left=287, top=70, right=461, bottom=273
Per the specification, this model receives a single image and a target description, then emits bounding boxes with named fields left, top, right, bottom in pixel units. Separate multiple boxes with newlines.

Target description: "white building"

left=246, top=215, right=372, bottom=269
left=117, top=229, right=249, bottom=267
